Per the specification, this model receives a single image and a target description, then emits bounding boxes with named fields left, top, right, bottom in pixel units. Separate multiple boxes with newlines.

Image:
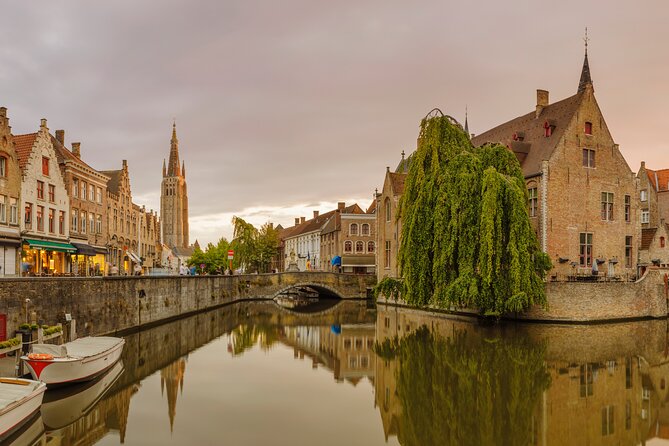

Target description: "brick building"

left=15, top=119, right=73, bottom=275
left=638, top=163, right=669, bottom=269
left=472, top=49, right=640, bottom=279
left=161, top=122, right=189, bottom=250
left=0, top=108, right=22, bottom=276
left=53, top=131, right=110, bottom=276
left=320, top=202, right=374, bottom=274
left=375, top=160, right=407, bottom=282
left=139, top=206, right=161, bottom=272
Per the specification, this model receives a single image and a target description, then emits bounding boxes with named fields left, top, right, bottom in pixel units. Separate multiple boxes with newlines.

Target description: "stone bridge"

left=233, top=271, right=376, bottom=299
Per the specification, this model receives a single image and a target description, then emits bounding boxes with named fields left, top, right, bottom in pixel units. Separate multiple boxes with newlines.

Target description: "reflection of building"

left=161, top=357, right=187, bottom=432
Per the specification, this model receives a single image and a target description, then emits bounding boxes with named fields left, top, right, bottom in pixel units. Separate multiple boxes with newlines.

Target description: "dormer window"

left=512, top=132, right=524, bottom=142
left=543, top=121, right=555, bottom=138
left=584, top=122, right=593, bottom=135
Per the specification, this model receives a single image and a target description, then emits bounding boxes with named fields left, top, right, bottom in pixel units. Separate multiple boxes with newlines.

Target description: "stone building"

left=102, top=160, right=141, bottom=274
left=375, top=161, right=407, bottom=282
left=471, top=49, right=640, bottom=279
left=139, top=206, right=161, bottom=272
left=0, top=108, right=23, bottom=276
left=53, top=130, right=110, bottom=276
left=320, top=203, right=375, bottom=274
left=638, top=163, right=669, bottom=270
left=161, top=123, right=189, bottom=251
left=14, top=119, right=73, bottom=275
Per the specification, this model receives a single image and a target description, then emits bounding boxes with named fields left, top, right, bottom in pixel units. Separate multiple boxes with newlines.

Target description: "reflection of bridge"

left=233, top=272, right=376, bottom=299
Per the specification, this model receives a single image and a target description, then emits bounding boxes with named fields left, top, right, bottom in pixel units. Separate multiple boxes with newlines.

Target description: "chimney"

left=295, top=218, right=300, bottom=226
left=122, top=160, right=128, bottom=170
left=40, top=118, right=47, bottom=129
left=0, top=107, right=6, bottom=118
left=71, top=142, right=81, bottom=158
left=536, top=89, right=549, bottom=118
left=337, top=202, right=345, bottom=211
left=313, top=210, right=319, bottom=218
left=641, top=161, right=646, bottom=170
left=300, top=217, right=306, bottom=224
left=55, top=130, right=65, bottom=145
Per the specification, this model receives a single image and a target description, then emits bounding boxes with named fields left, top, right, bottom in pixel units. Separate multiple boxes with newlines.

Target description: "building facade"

left=53, top=131, right=109, bottom=276
left=375, top=165, right=406, bottom=282
left=0, top=108, right=22, bottom=276
left=139, top=206, right=161, bottom=272
left=638, top=163, right=669, bottom=271
left=15, top=119, right=73, bottom=275
left=161, top=123, right=189, bottom=251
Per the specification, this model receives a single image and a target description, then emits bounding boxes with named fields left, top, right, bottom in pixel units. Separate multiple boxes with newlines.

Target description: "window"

left=582, top=149, right=595, bottom=168
left=36, top=181, right=44, bottom=200
left=384, top=241, right=391, bottom=268
left=24, top=203, right=32, bottom=229
left=385, top=198, right=391, bottom=222
left=350, top=223, right=358, bottom=236
left=361, top=223, right=370, bottom=236
left=89, top=213, right=94, bottom=233
left=625, top=357, right=633, bottom=389
left=580, top=363, right=594, bottom=397
left=9, top=198, right=17, bottom=224
left=81, top=211, right=86, bottom=234
left=344, top=241, right=352, bottom=253
left=640, top=189, right=647, bottom=202
left=71, top=208, right=78, bottom=232
left=0, top=195, right=5, bottom=223
left=368, top=241, right=375, bottom=253
left=81, top=182, right=87, bottom=200
left=625, top=236, right=633, bottom=268
left=602, top=406, right=614, bottom=436
left=58, top=211, right=65, bottom=235
left=601, top=192, right=614, bottom=221
left=641, top=210, right=650, bottom=224
left=661, top=237, right=666, bottom=248
left=543, top=121, right=555, bottom=137
left=89, top=184, right=94, bottom=202
left=48, top=208, right=54, bottom=233
left=48, top=184, right=55, bottom=203
left=96, top=214, right=102, bottom=234
left=579, top=233, right=593, bottom=267
left=96, top=187, right=102, bottom=203
left=584, top=121, right=592, bottom=135
left=624, top=195, right=631, bottom=222
left=73, top=178, right=79, bottom=198
left=36, top=206, right=44, bottom=231
left=0, top=157, right=6, bottom=177
left=355, top=241, right=364, bottom=253
left=528, top=187, right=538, bottom=217
left=41, top=157, right=49, bottom=176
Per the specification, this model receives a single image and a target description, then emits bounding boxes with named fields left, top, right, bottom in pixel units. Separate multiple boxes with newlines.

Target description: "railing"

left=548, top=272, right=637, bottom=283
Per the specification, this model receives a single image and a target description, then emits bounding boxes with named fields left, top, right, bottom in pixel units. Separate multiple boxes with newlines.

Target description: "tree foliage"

left=231, top=217, right=279, bottom=273
left=397, top=113, right=550, bottom=314
left=187, top=238, right=230, bottom=274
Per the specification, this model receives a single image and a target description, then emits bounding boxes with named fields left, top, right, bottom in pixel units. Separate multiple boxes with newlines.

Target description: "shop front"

left=71, top=242, right=107, bottom=276
left=341, top=255, right=376, bottom=275
left=21, top=239, right=76, bottom=276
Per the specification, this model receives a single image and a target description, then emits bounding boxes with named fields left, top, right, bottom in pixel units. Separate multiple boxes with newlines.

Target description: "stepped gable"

left=471, top=92, right=584, bottom=177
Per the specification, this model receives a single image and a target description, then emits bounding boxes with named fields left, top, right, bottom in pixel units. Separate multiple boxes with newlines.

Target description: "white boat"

left=0, top=378, right=47, bottom=440
left=22, top=336, right=125, bottom=386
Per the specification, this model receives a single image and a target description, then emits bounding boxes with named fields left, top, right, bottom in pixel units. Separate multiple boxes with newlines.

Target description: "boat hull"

left=23, top=339, right=125, bottom=386
left=0, top=380, right=47, bottom=440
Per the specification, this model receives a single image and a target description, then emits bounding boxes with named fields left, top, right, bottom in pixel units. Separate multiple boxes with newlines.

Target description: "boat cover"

left=0, top=379, right=43, bottom=412
left=65, top=337, right=123, bottom=359
left=32, top=344, right=68, bottom=357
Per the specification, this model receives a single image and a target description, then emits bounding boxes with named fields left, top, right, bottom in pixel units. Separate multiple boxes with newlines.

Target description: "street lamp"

left=24, top=298, right=31, bottom=324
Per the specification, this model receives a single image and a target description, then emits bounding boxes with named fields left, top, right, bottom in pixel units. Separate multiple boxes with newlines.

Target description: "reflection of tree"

left=389, top=326, right=550, bottom=446
left=228, top=324, right=281, bottom=356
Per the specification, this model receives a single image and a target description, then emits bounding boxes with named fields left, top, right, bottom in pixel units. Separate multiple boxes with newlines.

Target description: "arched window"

left=355, top=241, right=364, bottom=253
left=385, top=198, right=391, bottom=222
left=361, top=223, right=370, bottom=236
left=350, top=223, right=358, bottom=236
left=367, top=241, right=375, bottom=253
left=344, top=241, right=352, bottom=253
left=661, top=237, right=666, bottom=248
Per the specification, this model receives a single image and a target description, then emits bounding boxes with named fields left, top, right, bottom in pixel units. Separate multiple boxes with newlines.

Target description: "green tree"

left=397, top=111, right=550, bottom=314
left=187, top=237, right=230, bottom=274
left=231, top=217, right=280, bottom=273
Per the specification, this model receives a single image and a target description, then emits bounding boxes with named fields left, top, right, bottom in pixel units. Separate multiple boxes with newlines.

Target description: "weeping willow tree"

left=396, top=110, right=550, bottom=314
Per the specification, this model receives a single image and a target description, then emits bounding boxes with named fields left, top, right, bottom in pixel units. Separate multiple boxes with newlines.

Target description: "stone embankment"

left=0, top=272, right=375, bottom=337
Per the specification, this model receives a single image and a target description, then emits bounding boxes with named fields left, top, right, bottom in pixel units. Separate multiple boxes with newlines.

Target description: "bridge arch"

left=271, top=282, right=344, bottom=300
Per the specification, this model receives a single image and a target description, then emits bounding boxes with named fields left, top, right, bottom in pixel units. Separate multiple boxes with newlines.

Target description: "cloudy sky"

left=1, top=1, right=667, bottom=246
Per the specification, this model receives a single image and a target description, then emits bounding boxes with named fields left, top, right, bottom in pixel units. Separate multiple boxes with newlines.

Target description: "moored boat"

left=0, top=378, right=47, bottom=440
left=22, top=336, right=125, bottom=386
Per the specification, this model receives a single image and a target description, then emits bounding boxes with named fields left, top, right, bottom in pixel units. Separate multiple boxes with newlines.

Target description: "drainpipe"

left=541, top=161, right=549, bottom=253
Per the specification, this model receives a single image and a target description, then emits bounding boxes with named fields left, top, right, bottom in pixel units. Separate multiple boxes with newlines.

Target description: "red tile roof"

left=13, top=133, right=38, bottom=170
left=646, top=168, right=669, bottom=192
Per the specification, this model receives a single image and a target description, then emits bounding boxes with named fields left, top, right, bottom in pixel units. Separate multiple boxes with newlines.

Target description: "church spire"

left=167, top=120, right=181, bottom=177
left=578, top=28, right=593, bottom=93
left=464, top=106, right=470, bottom=138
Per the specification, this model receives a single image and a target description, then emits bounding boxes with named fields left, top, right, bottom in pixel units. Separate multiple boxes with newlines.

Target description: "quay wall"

left=0, top=272, right=375, bottom=337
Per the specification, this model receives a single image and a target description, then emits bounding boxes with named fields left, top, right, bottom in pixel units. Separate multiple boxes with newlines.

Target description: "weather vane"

left=584, top=27, right=589, bottom=53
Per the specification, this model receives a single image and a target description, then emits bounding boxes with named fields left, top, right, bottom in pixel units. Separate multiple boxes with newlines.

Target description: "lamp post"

left=24, top=298, right=30, bottom=324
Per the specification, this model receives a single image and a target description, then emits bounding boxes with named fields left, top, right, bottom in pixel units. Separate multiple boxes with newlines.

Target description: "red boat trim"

left=25, top=360, right=52, bottom=379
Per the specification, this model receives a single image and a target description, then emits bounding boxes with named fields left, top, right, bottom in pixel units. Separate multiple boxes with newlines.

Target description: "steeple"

left=182, top=161, right=186, bottom=179
left=464, top=106, right=470, bottom=137
left=162, top=159, right=166, bottom=177
left=578, top=28, right=593, bottom=93
left=167, top=120, right=181, bottom=177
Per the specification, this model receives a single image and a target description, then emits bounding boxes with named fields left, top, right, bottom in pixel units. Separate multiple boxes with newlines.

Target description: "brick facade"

left=375, top=167, right=405, bottom=281
left=0, top=108, right=22, bottom=276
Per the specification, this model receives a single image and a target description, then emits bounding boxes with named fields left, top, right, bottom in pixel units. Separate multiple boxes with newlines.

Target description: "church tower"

left=160, top=122, right=189, bottom=249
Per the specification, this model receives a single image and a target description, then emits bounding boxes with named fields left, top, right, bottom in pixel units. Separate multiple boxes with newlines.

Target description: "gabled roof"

left=281, top=204, right=364, bottom=240
left=13, top=133, right=38, bottom=170
left=366, top=200, right=377, bottom=214
left=388, top=172, right=407, bottom=195
left=101, top=169, right=122, bottom=195
left=646, top=168, right=669, bottom=192
left=471, top=92, right=584, bottom=177
left=641, top=228, right=658, bottom=251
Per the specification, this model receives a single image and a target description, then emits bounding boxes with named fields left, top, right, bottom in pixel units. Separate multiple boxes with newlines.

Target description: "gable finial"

left=584, top=27, right=589, bottom=55
left=464, top=105, right=470, bottom=137
left=578, top=28, right=593, bottom=93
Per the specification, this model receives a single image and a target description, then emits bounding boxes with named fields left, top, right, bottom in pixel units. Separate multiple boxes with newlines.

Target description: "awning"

left=341, top=255, right=375, bottom=267
left=24, top=239, right=76, bottom=253
left=92, top=245, right=108, bottom=254
left=331, top=256, right=341, bottom=266
left=72, top=242, right=98, bottom=256
left=127, top=251, right=141, bottom=263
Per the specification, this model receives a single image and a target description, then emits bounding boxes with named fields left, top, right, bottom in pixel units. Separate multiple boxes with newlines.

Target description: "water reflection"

left=30, top=299, right=669, bottom=445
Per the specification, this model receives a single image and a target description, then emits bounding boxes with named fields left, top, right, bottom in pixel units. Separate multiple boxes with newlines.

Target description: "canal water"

left=10, top=298, right=669, bottom=445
